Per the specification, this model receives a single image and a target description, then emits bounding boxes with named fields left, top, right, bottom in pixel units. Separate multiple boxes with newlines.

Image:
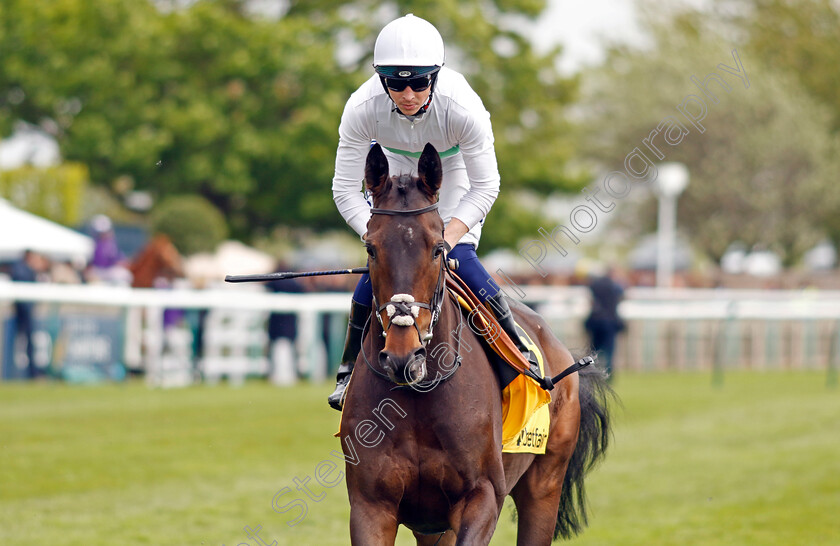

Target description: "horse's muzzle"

left=379, top=346, right=427, bottom=385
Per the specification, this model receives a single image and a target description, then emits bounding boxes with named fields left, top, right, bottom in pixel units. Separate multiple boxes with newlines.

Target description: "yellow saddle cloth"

left=500, top=323, right=551, bottom=454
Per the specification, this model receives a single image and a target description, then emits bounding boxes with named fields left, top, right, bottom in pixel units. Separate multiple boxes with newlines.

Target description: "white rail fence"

left=1, top=280, right=839, bottom=386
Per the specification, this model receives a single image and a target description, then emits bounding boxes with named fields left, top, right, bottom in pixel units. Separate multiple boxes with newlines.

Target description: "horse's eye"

left=365, top=244, right=376, bottom=259
left=433, top=245, right=444, bottom=259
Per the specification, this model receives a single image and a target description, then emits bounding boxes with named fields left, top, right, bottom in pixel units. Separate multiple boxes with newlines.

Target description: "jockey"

left=329, top=14, right=540, bottom=410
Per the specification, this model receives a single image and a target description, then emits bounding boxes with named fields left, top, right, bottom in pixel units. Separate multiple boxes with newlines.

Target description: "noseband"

left=368, top=202, right=447, bottom=343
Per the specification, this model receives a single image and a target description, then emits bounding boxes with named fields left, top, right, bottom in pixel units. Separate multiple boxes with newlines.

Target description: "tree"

left=577, top=10, right=840, bottom=265
left=0, top=0, right=354, bottom=238
left=0, top=0, right=582, bottom=252
left=149, top=194, right=229, bottom=254
left=718, top=0, right=840, bottom=132
left=710, top=0, right=840, bottom=252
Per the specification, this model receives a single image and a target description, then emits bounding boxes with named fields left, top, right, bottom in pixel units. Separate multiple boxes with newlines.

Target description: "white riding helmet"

left=373, top=14, right=445, bottom=73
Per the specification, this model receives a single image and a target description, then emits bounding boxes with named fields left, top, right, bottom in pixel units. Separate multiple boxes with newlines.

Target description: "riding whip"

left=225, top=259, right=458, bottom=283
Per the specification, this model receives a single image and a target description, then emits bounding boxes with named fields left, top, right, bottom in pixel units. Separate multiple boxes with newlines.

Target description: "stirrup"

left=328, top=375, right=350, bottom=411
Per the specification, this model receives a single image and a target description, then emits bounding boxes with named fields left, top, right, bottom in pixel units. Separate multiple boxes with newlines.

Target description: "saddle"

left=445, top=272, right=552, bottom=452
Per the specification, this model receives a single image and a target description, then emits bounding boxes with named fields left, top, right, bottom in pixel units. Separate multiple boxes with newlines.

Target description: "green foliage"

left=719, top=0, right=840, bottom=132
left=148, top=194, right=228, bottom=254
left=709, top=0, right=840, bottom=252
left=479, top=192, right=549, bottom=251
left=578, top=13, right=840, bottom=265
left=0, top=163, right=89, bottom=226
left=0, top=0, right=353, bottom=239
left=0, top=0, right=582, bottom=253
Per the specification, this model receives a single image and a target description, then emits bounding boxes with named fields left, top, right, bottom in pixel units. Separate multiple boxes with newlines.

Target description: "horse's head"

left=364, top=143, right=446, bottom=386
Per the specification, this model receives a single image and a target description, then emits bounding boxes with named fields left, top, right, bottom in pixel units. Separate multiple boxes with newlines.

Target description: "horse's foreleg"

left=449, top=480, right=504, bottom=546
left=349, top=501, right=399, bottom=545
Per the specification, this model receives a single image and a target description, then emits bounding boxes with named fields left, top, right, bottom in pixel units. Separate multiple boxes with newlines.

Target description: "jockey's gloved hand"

left=443, top=241, right=459, bottom=270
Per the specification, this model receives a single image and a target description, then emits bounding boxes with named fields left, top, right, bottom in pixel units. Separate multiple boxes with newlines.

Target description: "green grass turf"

left=1, top=371, right=838, bottom=545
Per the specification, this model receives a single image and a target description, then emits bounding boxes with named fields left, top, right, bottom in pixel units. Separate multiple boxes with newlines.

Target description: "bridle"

left=361, top=201, right=462, bottom=389
left=368, top=202, right=448, bottom=344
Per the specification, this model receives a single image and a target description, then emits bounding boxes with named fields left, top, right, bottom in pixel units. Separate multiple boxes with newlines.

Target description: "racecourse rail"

left=1, top=279, right=839, bottom=383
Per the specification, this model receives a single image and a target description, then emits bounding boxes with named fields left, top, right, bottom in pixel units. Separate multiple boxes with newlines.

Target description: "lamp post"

left=654, top=162, right=689, bottom=289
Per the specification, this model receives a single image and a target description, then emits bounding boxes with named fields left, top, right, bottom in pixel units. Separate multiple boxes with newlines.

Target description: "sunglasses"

left=384, top=75, right=432, bottom=92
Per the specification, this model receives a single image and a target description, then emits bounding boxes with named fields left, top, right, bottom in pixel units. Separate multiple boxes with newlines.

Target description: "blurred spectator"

left=266, top=263, right=305, bottom=384
left=50, top=258, right=84, bottom=284
left=584, top=266, right=625, bottom=380
left=10, top=250, right=46, bottom=378
left=267, top=267, right=304, bottom=343
left=85, top=215, right=132, bottom=285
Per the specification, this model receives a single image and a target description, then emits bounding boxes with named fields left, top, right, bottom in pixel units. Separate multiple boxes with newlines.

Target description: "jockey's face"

left=387, top=85, right=431, bottom=116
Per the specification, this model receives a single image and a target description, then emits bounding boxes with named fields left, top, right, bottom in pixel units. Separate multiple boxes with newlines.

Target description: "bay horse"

left=128, top=233, right=184, bottom=288
left=339, top=143, right=613, bottom=545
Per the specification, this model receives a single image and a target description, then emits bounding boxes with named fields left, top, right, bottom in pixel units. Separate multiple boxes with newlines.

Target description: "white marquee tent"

left=0, top=199, right=94, bottom=263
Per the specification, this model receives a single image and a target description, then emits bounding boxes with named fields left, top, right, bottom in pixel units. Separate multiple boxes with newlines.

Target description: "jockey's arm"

left=333, top=102, right=374, bottom=239
left=448, top=98, right=500, bottom=245
left=444, top=217, right=470, bottom=249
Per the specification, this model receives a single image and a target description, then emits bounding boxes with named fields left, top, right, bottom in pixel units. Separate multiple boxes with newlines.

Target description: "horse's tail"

left=554, top=362, right=615, bottom=540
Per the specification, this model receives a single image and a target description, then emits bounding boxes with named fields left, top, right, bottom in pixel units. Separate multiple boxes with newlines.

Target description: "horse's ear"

left=365, top=143, right=390, bottom=200
left=418, top=143, right=442, bottom=198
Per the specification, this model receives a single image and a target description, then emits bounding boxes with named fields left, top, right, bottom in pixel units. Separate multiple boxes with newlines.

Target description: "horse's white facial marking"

left=387, top=294, right=420, bottom=326
left=395, top=224, right=415, bottom=246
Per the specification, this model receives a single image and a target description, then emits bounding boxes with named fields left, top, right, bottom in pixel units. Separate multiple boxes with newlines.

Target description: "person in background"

left=10, top=250, right=45, bottom=378
left=584, top=266, right=626, bottom=381
left=266, top=263, right=305, bottom=381
left=86, top=214, right=132, bottom=285
left=50, top=258, right=84, bottom=284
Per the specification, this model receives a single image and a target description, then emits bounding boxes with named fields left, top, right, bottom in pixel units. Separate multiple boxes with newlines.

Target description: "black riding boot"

left=327, top=300, right=372, bottom=411
left=485, top=292, right=546, bottom=385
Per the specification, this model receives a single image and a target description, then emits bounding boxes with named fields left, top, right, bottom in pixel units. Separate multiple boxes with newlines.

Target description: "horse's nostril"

left=379, top=347, right=427, bottom=384
left=378, top=351, right=394, bottom=371
left=410, top=347, right=426, bottom=365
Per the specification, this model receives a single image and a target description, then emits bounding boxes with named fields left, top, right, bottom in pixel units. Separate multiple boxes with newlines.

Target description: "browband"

left=370, top=203, right=439, bottom=216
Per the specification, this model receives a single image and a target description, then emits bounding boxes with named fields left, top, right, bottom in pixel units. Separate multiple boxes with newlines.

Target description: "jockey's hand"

left=443, top=218, right=468, bottom=271
left=441, top=241, right=461, bottom=270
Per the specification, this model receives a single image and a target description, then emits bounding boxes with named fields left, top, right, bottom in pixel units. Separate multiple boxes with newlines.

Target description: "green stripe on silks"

left=384, top=145, right=460, bottom=159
